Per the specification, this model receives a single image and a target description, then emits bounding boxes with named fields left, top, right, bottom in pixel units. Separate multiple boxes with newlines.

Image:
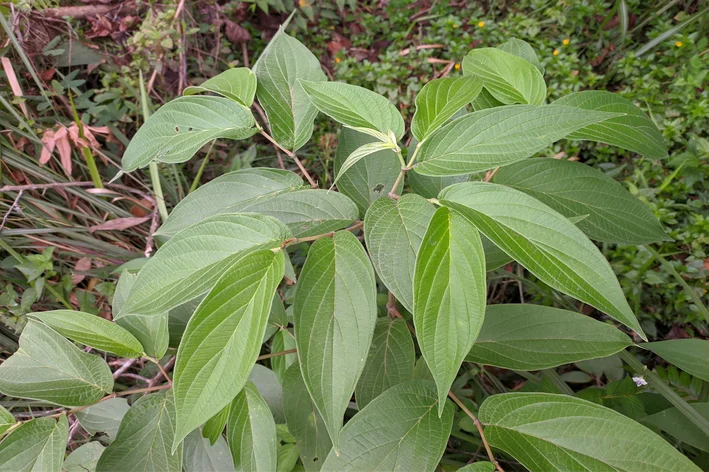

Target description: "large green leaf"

left=157, top=168, right=304, bottom=237
left=0, top=416, right=68, bottom=472
left=120, top=213, right=290, bottom=316
left=642, top=339, right=709, bottom=382
left=227, top=381, right=277, bottom=472
left=282, top=364, right=332, bottom=471
left=183, top=430, right=235, bottom=472
left=414, top=105, right=621, bottom=176
left=253, top=27, right=326, bottom=151
left=184, top=67, right=257, bottom=106
left=411, top=76, right=483, bottom=141
left=414, top=207, right=486, bottom=414
left=0, top=321, right=112, bottom=407
left=271, top=329, right=297, bottom=384
left=462, top=48, right=546, bottom=105
left=172, top=250, right=284, bottom=448
left=642, top=403, right=709, bottom=452
left=493, top=158, right=669, bottom=244
left=333, top=141, right=398, bottom=187
left=63, top=442, right=105, bottom=472
left=355, top=318, right=415, bottom=409
left=294, top=231, right=377, bottom=450
left=334, top=127, right=401, bottom=215
left=321, top=380, right=454, bottom=470
left=466, top=304, right=632, bottom=370
left=75, top=398, right=130, bottom=444
left=0, top=406, right=16, bottom=436
left=553, top=91, right=667, bottom=160
left=29, top=310, right=143, bottom=358
left=440, top=182, right=644, bottom=338
left=96, top=392, right=182, bottom=472
left=364, top=194, right=435, bottom=312
left=479, top=393, right=701, bottom=471
left=498, top=38, right=544, bottom=73
left=121, top=96, right=256, bottom=171
left=300, top=80, right=405, bottom=140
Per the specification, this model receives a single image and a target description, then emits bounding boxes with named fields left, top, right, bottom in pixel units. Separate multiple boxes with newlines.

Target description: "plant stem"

left=189, top=141, right=214, bottom=193
left=448, top=391, right=505, bottom=472
left=257, top=348, right=297, bottom=361
left=282, top=221, right=363, bottom=247
left=69, top=93, right=103, bottom=188
left=619, top=349, right=709, bottom=436
left=388, top=169, right=406, bottom=199
left=258, top=129, right=317, bottom=187
left=149, top=161, right=169, bottom=223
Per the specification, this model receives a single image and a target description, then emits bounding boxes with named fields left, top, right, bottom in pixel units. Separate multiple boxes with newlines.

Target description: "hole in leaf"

left=372, top=183, right=385, bottom=193
left=175, top=126, right=180, bottom=132
left=313, top=458, right=318, bottom=462
left=188, top=127, right=194, bottom=132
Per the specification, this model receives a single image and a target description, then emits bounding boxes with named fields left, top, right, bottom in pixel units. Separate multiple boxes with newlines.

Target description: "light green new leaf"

left=184, top=430, right=235, bottom=472
left=96, top=392, right=182, bottom=472
left=414, top=207, right=486, bottom=415
left=0, top=321, right=112, bottom=407
left=121, top=213, right=290, bottom=316
left=498, top=38, right=544, bottom=73
left=479, top=393, right=701, bottom=471
left=0, top=416, right=68, bottom=472
left=364, top=194, right=436, bottom=312
left=493, top=158, right=669, bottom=244
left=184, top=68, right=257, bottom=106
left=113, top=271, right=169, bottom=358
left=202, top=405, right=230, bottom=446
left=172, top=250, right=284, bottom=449
left=0, top=406, right=15, bottom=436
left=334, top=140, right=397, bottom=186
left=355, top=318, right=415, bottom=409
left=440, top=182, right=644, bottom=338
left=122, top=96, right=256, bottom=171
left=157, top=168, right=304, bottom=237
left=322, top=380, right=454, bottom=470
left=642, top=339, right=709, bottom=382
left=63, top=442, right=105, bottom=472
left=282, top=363, right=332, bottom=471
left=414, top=105, right=622, bottom=176
left=466, top=304, right=632, bottom=370
left=299, top=80, right=405, bottom=140
left=294, top=231, right=377, bottom=450
left=462, top=47, right=546, bottom=105
left=227, top=382, right=277, bottom=472
left=271, top=329, right=297, bottom=384
left=553, top=91, right=667, bottom=160
left=642, top=403, right=709, bottom=452
left=411, top=76, right=483, bottom=141
left=253, top=27, right=326, bottom=151
left=29, top=310, right=143, bottom=358
left=75, top=398, right=130, bottom=444
left=334, top=127, right=401, bottom=215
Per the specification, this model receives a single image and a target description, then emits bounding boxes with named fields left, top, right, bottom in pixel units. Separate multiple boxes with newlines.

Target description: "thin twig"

left=257, top=348, right=297, bottom=361
left=112, top=359, right=137, bottom=379
left=0, top=189, right=22, bottom=232
left=282, top=221, right=363, bottom=247
left=148, top=356, right=175, bottom=387
left=258, top=129, right=317, bottom=187
left=448, top=391, right=504, bottom=472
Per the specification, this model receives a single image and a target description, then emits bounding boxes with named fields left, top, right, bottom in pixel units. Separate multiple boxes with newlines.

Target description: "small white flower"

left=632, top=376, right=648, bottom=387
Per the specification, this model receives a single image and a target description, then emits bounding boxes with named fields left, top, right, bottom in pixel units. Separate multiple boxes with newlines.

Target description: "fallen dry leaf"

left=40, top=129, right=56, bottom=165
left=1, top=57, right=28, bottom=117
left=89, top=216, right=151, bottom=233
left=72, top=257, right=92, bottom=285
left=53, top=126, right=72, bottom=176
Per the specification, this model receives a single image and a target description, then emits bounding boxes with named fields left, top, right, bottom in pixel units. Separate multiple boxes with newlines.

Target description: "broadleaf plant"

left=4, top=30, right=705, bottom=472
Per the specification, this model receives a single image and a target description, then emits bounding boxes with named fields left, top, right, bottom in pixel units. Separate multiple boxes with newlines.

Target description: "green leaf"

left=472, top=87, right=505, bottom=111
left=414, top=105, right=621, bottom=176
left=553, top=91, right=667, bottom=160
left=0, top=416, right=68, bottom=472
left=122, top=96, right=256, bottom=172
left=271, top=329, right=297, bottom=384
left=479, top=393, right=701, bottom=471
left=96, top=392, right=182, bottom=472
left=63, top=442, right=105, bottom=472
left=466, top=304, right=633, bottom=370
left=202, top=404, right=230, bottom=446
left=0, top=406, right=16, bottom=436
left=248, top=364, right=285, bottom=424
left=498, top=38, right=544, bottom=73
left=440, top=182, right=644, bottom=338
left=407, top=172, right=469, bottom=199
left=183, top=430, right=235, bottom=472
left=458, top=463, right=496, bottom=472
left=0, top=321, right=113, bottom=407
left=120, top=213, right=290, bottom=316
left=184, top=67, right=257, bottom=106
left=75, top=398, right=130, bottom=444
left=643, top=340, right=709, bottom=382
left=157, top=168, right=304, bottom=237
left=294, top=231, right=377, bottom=450
left=253, top=27, right=326, bottom=151
left=322, top=380, right=454, bottom=470
left=299, top=80, right=405, bottom=140
left=334, top=127, right=401, bottom=215
left=277, top=443, right=299, bottom=472
left=355, top=318, right=415, bottom=409
left=482, top=237, right=513, bottom=271
left=334, top=140, right=398, bottom=186
left=282, top=364, right=332, bottom=472
left=414, top=207, right=486, bottom=415
left=493, top=158, right=669, bottom=244
left=29, top=310, right=143, bottom=358
left=462, top=47, right=546, bottom=105
left=227, top=381, right=278, bottom=472
left=172, top=249, right=284, bottom=449
left=642, top=403, right=709, bottom=452
left=411, top=76, right=483, bottom=141
left=364, top=194, right=436, bottom=312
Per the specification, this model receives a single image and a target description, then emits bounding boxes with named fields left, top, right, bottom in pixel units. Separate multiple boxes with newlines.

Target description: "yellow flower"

left=335, top=57, right=341, bottom=64
left=299, top=0, right=310, bottom=6
left=452, top=24, right=458, bottom=29
left=478, top=21, right=485, bottom=28
left=563, top=38, right=570, bottom=45
left=329, top=26, right=334, bottom=30
left=675, top=41, right=683, bottom=47
left=553, top=49, right=559, bottom=56
left=454, top=63, right=460, bottom=70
